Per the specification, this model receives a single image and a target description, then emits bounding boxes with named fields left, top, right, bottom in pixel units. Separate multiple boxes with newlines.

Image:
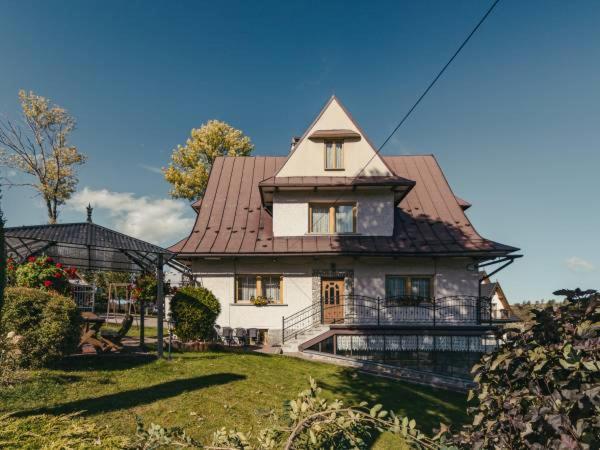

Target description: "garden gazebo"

left=4, top=206, right=187, bottom=357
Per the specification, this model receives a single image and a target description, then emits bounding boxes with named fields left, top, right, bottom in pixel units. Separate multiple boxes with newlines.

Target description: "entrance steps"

left=281, top=325, right=330, bottom=353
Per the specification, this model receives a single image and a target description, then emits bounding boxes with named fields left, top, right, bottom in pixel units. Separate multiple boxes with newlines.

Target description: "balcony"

left=283, top=295, right=493, bottom=344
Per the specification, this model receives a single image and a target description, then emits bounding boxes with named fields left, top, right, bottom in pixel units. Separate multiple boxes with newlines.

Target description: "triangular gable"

left=275, top=96, right=393, bottom=177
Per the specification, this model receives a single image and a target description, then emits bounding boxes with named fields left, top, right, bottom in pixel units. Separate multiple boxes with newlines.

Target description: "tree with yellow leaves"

left=0, top=90, right=86, bottom=223
left=163, top=120, right=253, bottom=200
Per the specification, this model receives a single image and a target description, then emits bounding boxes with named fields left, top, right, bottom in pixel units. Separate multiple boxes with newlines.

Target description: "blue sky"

left=1, top=0, right=598, bottom=301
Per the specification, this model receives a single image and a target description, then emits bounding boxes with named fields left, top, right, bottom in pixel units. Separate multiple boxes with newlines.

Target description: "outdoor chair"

left=233, top=327, right=247, bottom=346
left=221, top=326, right=233, bottom=346
left=99, top=314, right=134, bottom=352
left=247, top=328, right=259, bottom=345
left=214, top=325, right=224, bottom=343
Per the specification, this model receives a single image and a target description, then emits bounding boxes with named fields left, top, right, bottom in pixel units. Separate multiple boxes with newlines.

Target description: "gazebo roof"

left=5, top=221, right=178, bottom=272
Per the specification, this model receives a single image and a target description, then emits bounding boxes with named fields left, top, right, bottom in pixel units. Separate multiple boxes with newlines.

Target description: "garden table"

left=79, top=312, right=106, bottom=353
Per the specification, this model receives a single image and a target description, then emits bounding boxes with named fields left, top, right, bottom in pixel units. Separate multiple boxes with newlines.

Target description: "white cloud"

left=138, top=164, right=163, bottom=175
left=565, top=256, right=595, bottom=273
left=67, top=187, right=194, bottom=246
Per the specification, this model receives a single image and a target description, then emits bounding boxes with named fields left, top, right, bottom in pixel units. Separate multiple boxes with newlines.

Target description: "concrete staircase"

left=281, top=325, right=330, bottom=353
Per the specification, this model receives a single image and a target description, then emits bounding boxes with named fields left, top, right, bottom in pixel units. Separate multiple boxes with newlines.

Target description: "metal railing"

left=282, top=295, right=492, bottom=344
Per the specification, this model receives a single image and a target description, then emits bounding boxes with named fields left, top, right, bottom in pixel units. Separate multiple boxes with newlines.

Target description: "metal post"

left=377, top=297, right=380, bottom=326
left=281, top=316, right=285, bottom=345
left=156, top=253, right=164, bottom=358
left=139, top=299, right=145, bottom=347
left=433, top=297, right=436, bottom=327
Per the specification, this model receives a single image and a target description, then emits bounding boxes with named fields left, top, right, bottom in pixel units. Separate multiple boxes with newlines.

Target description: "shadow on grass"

left=15, top=373, right=245, bottom=417
left=53, top=353, right=157, bottom=372
left=319, top=368, right=469, bottom=433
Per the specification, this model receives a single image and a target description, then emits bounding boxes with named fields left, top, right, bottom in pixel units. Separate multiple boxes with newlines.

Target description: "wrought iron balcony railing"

left=282, top=295, right=492, bottom=344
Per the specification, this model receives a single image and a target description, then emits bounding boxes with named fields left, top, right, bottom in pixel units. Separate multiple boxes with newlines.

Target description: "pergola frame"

left=5, top=220, right=189, bottom=357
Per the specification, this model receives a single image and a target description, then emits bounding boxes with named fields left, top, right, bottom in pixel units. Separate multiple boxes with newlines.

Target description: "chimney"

left=86, top=204, right=93, bottom=223
left=290, top=136, right=300, bottom=153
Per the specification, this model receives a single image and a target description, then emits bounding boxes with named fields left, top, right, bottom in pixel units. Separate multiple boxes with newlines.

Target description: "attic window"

left=325, top=140, right=343, bottom=170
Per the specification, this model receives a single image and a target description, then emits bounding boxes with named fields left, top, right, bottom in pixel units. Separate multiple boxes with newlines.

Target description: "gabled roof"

left=170, top=155, right=519, bottom=257
left=274, top=96, right=395, bottom=178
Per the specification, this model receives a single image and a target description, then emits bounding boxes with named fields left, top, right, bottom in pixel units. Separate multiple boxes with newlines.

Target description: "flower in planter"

left=43, top=280, right=53, bottom=288
left=251, top=295, right=270, bottom=306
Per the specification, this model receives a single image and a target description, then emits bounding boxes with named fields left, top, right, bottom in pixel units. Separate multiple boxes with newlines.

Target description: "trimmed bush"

left=1, top=287, right=81, bottom=367
left=170, top=286, right=220, bottom=342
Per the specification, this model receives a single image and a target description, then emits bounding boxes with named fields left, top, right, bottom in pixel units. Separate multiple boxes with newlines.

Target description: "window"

left=309, top=203, right=356, bottom=234
left=235, top=275, right=283, bottom=303
left=385, top=276, right=432, bottom=299
left=325, top=140, right=343, bottom=170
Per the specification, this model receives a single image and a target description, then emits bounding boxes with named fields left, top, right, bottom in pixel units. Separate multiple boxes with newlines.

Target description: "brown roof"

left=171, top=155, right=518, bottom=257
left=258, top=175, right=414, bottom=188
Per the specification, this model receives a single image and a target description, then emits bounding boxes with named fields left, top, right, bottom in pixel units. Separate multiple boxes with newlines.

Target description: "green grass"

left=0, top=352, right=468, bottom=448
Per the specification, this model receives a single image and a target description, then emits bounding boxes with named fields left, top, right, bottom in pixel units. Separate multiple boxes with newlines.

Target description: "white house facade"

left=171, top=96, right=519, bottom=377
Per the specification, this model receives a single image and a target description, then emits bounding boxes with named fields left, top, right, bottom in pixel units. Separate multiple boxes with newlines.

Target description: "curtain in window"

left=335, top=141, right=343, bottom=168
left=335, top=205, right=353, bottom=233
left=311, top=206, right=330, bottom=233
left=386, top=277, right=406, bottom=298
left=237, top=276, right=257, bottom=301
left=410, top=278, right=431, bottom=298
left=325, top=142, right=334, bottom=169
left=262, top=276, right=280, bottom=303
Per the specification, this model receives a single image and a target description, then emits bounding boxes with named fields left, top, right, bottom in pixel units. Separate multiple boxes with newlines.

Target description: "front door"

left=322, top=279, right=344, bottom=324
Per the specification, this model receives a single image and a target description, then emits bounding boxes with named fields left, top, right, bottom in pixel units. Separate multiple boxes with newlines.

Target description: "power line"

left=311, top=0, right=502, bottom=231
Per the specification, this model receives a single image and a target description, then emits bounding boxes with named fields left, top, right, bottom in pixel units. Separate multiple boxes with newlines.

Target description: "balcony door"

left=322, top=279, right=344, bottom=324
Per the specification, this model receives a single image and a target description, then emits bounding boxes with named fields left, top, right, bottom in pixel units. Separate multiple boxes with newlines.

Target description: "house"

left=480, top=273, right=514, bottom=320
left=171, top=96, right=519, bottom=376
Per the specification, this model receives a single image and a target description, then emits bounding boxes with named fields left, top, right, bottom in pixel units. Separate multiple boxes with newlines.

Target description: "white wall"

left=272, top=190, right=395, bottom=237
left=191, top=258, right=313, bottom=330
left=276, top=97, right=392, bottom=177
left=190, top=256, right=479, bottom=331
left=353, top=257, right=479, bottom=298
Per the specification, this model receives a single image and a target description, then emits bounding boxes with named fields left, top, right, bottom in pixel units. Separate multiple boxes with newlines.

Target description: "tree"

left=0, top=90, right=86, bottom=223
left=163, top=120, right=253, bottom=200
left=0, top=194, right=5, bottom=323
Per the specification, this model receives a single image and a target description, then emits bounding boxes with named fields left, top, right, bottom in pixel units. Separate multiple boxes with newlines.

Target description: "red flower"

left=28, top=256, right=36, bottom=263
left=54, top=272, right=63, bottom=278
left=56, top=263, right=63, bottom=268
left=45, top=257, right=53, bottom=263
left=43, top=280, right=53, bottom=287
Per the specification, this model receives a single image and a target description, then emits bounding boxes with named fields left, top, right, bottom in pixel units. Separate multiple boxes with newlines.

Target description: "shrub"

left=170, top=286, right=220, bottom=341
left=1, top=287, right=81, bottom=367
left=15, top=255, right=72, bottom=295
left=453, top=288, right=600, bottom=449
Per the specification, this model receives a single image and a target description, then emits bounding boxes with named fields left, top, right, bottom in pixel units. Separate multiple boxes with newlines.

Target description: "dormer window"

left=325, top=140, right=343, bottom=170
left=309, top=203, right=356, bottom=234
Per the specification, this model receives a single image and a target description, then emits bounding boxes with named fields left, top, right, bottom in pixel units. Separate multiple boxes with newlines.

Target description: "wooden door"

left=322, top=279, right=344, bottom=323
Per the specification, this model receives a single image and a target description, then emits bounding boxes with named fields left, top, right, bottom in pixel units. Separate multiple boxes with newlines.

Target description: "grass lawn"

left=0, top=351, right=469, bottom=448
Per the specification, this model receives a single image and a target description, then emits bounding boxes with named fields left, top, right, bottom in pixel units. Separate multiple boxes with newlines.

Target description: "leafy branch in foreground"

left=454, top=288, right=600, bottom=449
left=134, top=376, right=452, bottom=450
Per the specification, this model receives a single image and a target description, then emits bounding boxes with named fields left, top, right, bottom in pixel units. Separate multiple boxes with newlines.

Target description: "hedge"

left=170, top=286, right=220, bottom=342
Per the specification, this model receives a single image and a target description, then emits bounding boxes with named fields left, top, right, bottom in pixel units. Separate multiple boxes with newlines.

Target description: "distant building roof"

left=170, top=154, right=518, bottom=258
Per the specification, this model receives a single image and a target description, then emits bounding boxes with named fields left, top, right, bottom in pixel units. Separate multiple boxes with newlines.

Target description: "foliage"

left=131, top=272, right=170, bottom=304
left=0, top=412, right=129, bottom=449
left=453, top=288, right=600, bottom=449
left=163, top=120, right=253, bottom=200
left=134, top=377, right=448, bottom=450
left=14, top=255, right=72, bottom=295
left=250, top=295, right=269, bottom=306
left=0, top=200, right=5, bottom=322
left=83, top=270, right=132, bottom=311
left=1, top=287, right=81, bottom=367
left=0, top=90, right=86, bottom=223
left=170, top=286, right=221, bottom=341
